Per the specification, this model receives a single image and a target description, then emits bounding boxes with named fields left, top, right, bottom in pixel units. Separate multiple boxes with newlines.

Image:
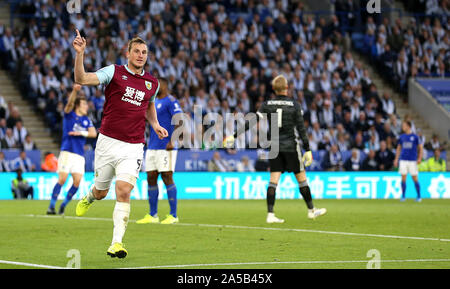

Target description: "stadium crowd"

left=0, top=0, right=447, bottom=172
left=352, top=0, right=450, bottom=93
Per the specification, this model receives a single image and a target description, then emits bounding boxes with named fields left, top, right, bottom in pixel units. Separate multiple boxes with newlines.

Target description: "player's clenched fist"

left=72, top=29, right=86, bottom=53
left=154, top=125, right=168, bottom=139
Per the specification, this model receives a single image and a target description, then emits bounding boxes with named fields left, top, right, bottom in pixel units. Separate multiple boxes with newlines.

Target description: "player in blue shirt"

left=47, top=84, right=97, bottom=215
left=137, top=78, right=183, bottom=224
left=393, top=120, right=423, bottom=202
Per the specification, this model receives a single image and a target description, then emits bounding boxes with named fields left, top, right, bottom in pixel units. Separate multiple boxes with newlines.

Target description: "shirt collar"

left=124, top=64, right=145, bottom=76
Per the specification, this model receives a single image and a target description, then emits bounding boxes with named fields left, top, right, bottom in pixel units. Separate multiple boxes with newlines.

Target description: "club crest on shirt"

left=145, top=81, right=152, bottom=90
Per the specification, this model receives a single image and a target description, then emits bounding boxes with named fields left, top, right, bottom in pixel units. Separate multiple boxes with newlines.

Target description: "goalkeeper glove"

left=302, top=150, right=313, bottom=167
left=223, top=135, right=235, bottom=148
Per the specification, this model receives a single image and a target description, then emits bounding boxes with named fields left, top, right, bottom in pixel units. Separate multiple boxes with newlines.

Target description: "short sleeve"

left=256, top=102, right=267, bottom=118
left=170, top=99, right=183, bottom=116
left=95, top=64, right=115, bottom=85
left=150, top=80, right=160, bottom=102
left=86, top=117, right=94, bottom=128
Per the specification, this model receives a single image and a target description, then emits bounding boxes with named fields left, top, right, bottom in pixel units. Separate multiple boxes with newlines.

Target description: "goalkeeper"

left=224, top=75, right=326, bottom=223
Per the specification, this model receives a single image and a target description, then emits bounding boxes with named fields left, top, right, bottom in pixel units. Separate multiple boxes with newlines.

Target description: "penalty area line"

left=19, top=214, right=450, bottom=242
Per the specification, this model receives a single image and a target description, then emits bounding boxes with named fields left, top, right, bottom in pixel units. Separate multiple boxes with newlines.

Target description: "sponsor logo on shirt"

left=145, top=81, right=152, bottom=90
left=121, top=86, right=145, bottom=106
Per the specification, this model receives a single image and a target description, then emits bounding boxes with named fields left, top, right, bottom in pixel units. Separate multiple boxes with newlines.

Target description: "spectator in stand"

left=0, top=93, right=7, bottom=119
left=236, top=156, right=255, bottom=172
left=354, top=111, right=369, bottom=132
left=419, top=148, right=446, bottom=172
left=380, top=92, right=396, bottom=117
left=0, top=151, right=11, bottom=172
left=6, top=108, right=21, bottom=129
left=1, top=128, right=17, bottom=149
left=425, top=134, right=442, bottom=150
left=344, top=148, right=361, bottom=171
left=41, top=151, right=58, bottom=172
left=380, top=121, right=397, bottom=142
left=376, top=140, right=395, bottom=171
left=22, top=134, right=37, bottom=150
left=416, top=129, right=426, bottom=146
left=208, top=151, right=230, bottom=172
left=394, top=51, right=409, bottom=92
left=322, top=144, right=343, bottom=171
left=12, top=120, right=27, bottom=146
left=11, top=169, right=34, bottom=199
left=5, top=0, right=443, bottom=173
left=342, top=111, right=355, bottom=136
left=0, top=117, right=7, bottom=139
left=336, top=133, right=350, bottom=152
left=361, top=149, right=378, bottom=171
left=352, top=131, right=365, bottom=150
left=365, top=134, right=380, bottom=153
left=12, top=150, right=35, bottom=172
left=389, top=114, right=402, bottom=137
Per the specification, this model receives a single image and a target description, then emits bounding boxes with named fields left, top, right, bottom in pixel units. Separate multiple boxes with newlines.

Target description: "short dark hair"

left=404, top=120, right=412, bottom=128
left=158, top=77, right=168, bottom=87
left=128, top=37, right=147, bottom=52
left=74, top=96, right=87, bottom=109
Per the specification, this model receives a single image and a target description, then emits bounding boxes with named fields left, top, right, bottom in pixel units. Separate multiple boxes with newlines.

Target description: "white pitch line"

left=19, top=214, right=450, bottom=242
left=119, top=259, right=450, bottom=269
left=0, top=260, right=66, bottom=269
left=2, top=258, right=449, bottom=269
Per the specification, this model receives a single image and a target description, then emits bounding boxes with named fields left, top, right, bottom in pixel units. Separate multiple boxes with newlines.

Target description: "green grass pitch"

left=0, top=199, right=449, bottom=269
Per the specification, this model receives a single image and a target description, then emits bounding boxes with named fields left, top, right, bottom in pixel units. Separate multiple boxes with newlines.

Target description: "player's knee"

left=72, top=176, right=82, bottom=188
left=115, top=181, right=133, bottom=203
left=161, top=172, right=173, bottom=185
left=147, top=171, right=158, bottom=186
left=115, top=176, right=135, bottom=202
left=57, top=174, right=68, bottom=185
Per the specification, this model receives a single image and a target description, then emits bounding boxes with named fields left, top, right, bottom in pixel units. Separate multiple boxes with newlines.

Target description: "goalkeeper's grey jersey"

left=257, top=95, right=310, bottom=152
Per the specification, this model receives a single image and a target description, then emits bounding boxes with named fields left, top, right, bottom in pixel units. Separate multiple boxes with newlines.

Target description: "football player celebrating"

left=72, top=29, right=168, bottom=258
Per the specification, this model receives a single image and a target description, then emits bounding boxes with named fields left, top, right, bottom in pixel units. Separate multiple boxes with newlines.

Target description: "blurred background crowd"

left=0, top=0, right=448, bottom=172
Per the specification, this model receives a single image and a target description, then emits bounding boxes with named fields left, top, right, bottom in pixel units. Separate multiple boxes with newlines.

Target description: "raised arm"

left=64, top=83, right=82, bottom=114
left=73, top=29, right=100, bottom=86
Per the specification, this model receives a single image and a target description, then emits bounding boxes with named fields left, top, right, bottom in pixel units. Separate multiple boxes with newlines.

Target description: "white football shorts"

left=94, top=133, right=144, bottom=190
left=145, top=149, right=177, bottom=172
left=57, top=150, right=85, bottom=175
left=398, top=160, right=418, bottom=176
